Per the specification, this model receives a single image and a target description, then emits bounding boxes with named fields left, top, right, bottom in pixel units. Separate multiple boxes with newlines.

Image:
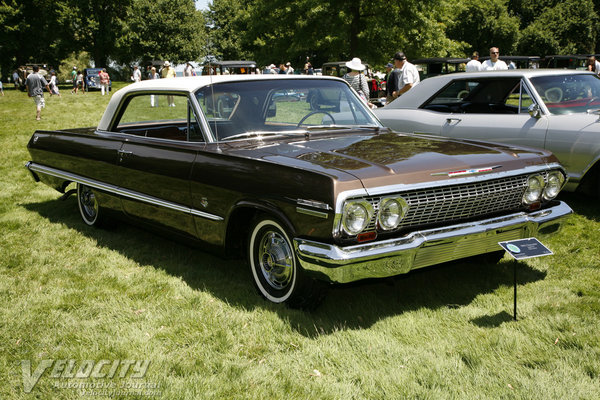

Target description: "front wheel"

left=247, top=216, right=326, bottom=309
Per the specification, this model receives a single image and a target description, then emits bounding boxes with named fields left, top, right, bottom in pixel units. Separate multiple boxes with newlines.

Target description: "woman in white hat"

left=343, top=57, right=369, bottom=102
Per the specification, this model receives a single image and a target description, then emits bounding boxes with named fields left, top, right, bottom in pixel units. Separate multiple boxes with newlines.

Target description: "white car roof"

left=385, top=69, right=596, bottom=109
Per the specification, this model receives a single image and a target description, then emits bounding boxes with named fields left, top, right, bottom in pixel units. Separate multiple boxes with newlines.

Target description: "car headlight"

left=522, top=174, right=545, bottom=204
left=543, top=171, right=565, bottom=200
left=378, top=197, right=408, bottom=230
left=342, top=200, right=373, bottom=235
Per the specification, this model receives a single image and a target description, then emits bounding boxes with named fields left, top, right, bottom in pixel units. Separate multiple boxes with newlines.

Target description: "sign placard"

left=499, top=238, right=553, bottom=260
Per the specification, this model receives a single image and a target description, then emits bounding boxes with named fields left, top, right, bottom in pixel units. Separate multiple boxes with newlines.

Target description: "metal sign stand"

left=513, top=261, right=518, bottom=321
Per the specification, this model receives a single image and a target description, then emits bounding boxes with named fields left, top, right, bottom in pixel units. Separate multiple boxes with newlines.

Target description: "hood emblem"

left=431, top=165, right=501, bottom=177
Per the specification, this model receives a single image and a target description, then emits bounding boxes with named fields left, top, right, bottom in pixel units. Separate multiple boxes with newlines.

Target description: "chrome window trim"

left=26, top=162, right=223, bottom=222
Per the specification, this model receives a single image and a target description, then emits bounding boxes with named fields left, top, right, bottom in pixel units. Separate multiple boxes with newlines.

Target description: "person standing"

left=70, top=66, right=77, bottom=93
left=74, top=70, right=85, bottom=94
left=98, top=68, right=110, bottom=95
left=25, top=65, right=50, bottom=120
left=480, top=47, right=508, bottom=70
left=391, top=51, right=420, bottom=100
left=161, top=61, right=176, bottom=106
left=12, top=70, right=20, bottom=89
left=285, top=62, right=294, bottom=74
left=49, top=71, right=61, bottom=97
left=384, top=62, right=399, bottom=104
left=183, top=62, right=194, bottom=77
left=148, top=66, right=160, bottom=107
left=343, top=57, right=370, bottom=103
left=466, top=51, right=482, bottom=72
left=132, top=65, right=142, bottom=82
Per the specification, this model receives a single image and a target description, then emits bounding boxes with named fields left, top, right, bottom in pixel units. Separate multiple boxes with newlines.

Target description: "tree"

left=58, top=0, right=132, bottom=68
left=208, top=0, right=466, bottom=69
left=117, top=0, right=206, bottom=65
left=0, top=0, right=71, bottom=78
left=447, top=0, right=521, bottom=55
left=517, top=0, right=597, bottom=56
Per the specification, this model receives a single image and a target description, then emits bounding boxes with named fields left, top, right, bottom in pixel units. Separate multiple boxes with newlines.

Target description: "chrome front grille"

left=364, top=174, right=532, bottom=232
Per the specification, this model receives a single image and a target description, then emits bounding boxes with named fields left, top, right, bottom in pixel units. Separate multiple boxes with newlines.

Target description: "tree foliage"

left=0, top=0, right=204, bottom=79
left=117, top=0, right=205, bottom=65
left=2, top=0, right=600, bottom=80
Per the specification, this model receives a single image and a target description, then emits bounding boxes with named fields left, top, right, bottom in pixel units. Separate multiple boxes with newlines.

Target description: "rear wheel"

left=247, top=215, right=326, bottom=309
left=77, top=183, right=110, bottom=227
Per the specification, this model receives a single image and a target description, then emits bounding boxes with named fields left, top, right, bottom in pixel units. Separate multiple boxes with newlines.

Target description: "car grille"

left=364, top=174, right=533, bottom=232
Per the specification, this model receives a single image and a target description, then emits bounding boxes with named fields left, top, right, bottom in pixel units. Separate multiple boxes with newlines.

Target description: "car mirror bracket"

left=528, top=104, right=542, bottom=119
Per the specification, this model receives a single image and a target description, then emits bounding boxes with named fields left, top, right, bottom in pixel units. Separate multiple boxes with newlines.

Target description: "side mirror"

left=528, top=103, right=542, bottom=119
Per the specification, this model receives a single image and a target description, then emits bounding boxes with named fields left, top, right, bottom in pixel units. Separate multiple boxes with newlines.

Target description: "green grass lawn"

left=1, top=84, right=599, bottom=399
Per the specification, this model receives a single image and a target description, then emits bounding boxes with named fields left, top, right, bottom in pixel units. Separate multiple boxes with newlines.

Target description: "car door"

left=109, top=92, right=206, bottom=237
left=544, top=113, right=600, bottom=180
left=439, top=78, right=549, bottom=149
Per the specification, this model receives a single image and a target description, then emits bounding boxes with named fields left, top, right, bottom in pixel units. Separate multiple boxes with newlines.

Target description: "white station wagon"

left=374, top=70, right=600, bottom=196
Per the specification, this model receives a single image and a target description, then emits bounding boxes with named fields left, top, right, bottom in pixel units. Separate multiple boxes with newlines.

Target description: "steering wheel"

left=297, top=110, right=336, bottom=127
left=544, top=87, right=563, bottom=103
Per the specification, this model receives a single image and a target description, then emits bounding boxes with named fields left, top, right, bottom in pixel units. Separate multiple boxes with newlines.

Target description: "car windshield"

left=195, top=79, right=379, bottom=141
left=529, top=74, right=600, bottom=115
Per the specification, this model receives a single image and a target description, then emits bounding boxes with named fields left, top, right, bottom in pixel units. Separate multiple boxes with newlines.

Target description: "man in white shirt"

left=480, top=47, right=508, bottom=70
left=466, top=51, right=481, bottom=72
left=132, top=65, right=142, bottom=82
left=391, top=51, right=420, bottom=99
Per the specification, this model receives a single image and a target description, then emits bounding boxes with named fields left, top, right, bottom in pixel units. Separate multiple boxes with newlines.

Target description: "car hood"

left=235, top=131, right=556, bottom=190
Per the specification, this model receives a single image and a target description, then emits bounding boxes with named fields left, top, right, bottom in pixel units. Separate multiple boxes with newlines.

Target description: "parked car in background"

left=17, top=64, right=49, bottom=90
left=26, top=75, right=572, bottom=308
left=374, top=70, right=600, bottom=196
left=543, top=55, right=590, bottom=70
left=202, top=60, right=257, bottom=75
left=479, top=56, right=541, bottom=69
left=411, top=57, right=470, bottom=80
left=84, top=68, right=111, bottom=91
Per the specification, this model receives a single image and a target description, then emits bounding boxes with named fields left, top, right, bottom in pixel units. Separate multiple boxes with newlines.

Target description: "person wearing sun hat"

left=343, top=57, right=370, bottom=103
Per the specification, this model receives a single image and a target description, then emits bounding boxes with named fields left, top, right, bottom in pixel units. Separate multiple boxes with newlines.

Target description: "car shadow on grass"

left=24, top=197, right=546, bottom=337
left=558, top=192, right=600, bottom=222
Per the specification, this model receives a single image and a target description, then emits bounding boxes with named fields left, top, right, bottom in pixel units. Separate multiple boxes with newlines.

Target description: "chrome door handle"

left=446, top=118, right=462, bottom=123
left=117, top=149, right=133, bottom=161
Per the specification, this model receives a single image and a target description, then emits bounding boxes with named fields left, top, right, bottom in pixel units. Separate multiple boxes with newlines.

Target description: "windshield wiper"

left=304, top=125, right=357, bottom=131
left=219, top=131, right=303, bottom=141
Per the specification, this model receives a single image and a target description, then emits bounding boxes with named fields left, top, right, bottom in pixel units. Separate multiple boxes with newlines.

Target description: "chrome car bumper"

left=294, top=201, right=572, bottom=284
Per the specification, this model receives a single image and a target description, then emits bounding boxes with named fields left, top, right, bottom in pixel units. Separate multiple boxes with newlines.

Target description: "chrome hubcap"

left=79, top=186, right=97, bottom=220
left=258, top=231, right=293, bottom=290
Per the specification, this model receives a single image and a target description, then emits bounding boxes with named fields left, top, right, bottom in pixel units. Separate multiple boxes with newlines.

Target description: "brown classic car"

left=26, top=75, right=572, bottom=308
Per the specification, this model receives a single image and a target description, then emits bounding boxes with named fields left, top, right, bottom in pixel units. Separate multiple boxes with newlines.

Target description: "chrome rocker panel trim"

left=294, top=201, right=572, bottom=284
left=26, top=162, right=224, bottom=221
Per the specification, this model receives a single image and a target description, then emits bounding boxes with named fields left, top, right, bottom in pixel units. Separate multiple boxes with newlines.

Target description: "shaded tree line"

left=205, top=0, right=599, bottom=68
left=0, top=0, right=204, bottom=79
left=2, top=0, right=598, bottom=79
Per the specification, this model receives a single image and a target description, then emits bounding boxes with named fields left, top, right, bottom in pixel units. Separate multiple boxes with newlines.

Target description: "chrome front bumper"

left=294, top=201, right=572, bottom=284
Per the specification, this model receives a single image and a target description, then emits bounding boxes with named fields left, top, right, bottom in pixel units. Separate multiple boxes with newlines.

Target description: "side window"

left=113, top=93, right=200, bottom=141
left=506, top=82, right=534, bottom=113
left=424, top=80, right=480, bottom=113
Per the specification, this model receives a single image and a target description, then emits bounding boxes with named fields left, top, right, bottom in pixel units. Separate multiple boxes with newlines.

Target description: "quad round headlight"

left=342, top=201, right=373, bottom=235
left=378, top=197, right=408, bottom=230
left=522, top=174, right=545, bottom=204
left=543, top=171, right=565, bottom=200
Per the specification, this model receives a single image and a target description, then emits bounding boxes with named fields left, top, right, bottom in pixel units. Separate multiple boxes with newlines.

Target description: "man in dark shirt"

left=385, top=63, right=399, bottom=104
left=25, top=65, right=50, bottom=120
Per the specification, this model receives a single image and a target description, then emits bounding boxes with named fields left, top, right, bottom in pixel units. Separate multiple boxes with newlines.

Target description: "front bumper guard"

left=294, top=201, right=572, bottom=284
